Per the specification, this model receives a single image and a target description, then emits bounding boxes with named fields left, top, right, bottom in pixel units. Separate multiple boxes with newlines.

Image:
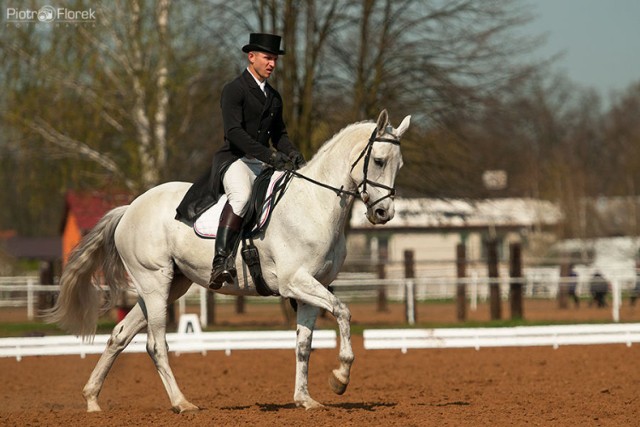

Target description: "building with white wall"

left=346, top=197, right=563, bottom=280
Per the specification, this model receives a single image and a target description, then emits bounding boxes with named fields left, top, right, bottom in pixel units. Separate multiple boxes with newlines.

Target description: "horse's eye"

left=373, top=158, right=385, bottom=167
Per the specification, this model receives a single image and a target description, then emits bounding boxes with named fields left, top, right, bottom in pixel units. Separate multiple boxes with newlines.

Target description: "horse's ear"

left=376, top=109, right=389, bottom=134
left=396, top=115, right=411, bottom=138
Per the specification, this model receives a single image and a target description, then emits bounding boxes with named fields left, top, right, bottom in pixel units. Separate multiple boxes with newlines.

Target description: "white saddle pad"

left=193, top=171, right=286, bottom=239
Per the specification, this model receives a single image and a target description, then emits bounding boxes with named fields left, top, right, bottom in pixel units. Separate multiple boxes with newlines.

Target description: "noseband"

left=349, top=127, right=401, bottom=208
left=285, top=126, right=400, bottom=209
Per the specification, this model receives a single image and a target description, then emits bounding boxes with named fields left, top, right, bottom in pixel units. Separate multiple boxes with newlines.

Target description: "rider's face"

left=248, top=51, right=278, bottom=82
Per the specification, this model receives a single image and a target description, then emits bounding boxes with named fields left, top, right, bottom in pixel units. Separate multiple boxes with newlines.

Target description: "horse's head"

left=351, top=110, right=410, bottom=225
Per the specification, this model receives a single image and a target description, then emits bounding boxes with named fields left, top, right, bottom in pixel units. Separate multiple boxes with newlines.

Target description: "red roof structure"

left=62, top=190, right=132, bottom=233
left=61, top=190, right=133, bottom=264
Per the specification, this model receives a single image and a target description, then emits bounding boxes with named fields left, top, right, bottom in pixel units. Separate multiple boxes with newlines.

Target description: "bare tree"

left=328, top=1, right=541, bottom=122
left=0, top=0, right=234, bottom=234
left=1, top=0, right=233, bottom=194
left=4, top=0, right=605, bottom=238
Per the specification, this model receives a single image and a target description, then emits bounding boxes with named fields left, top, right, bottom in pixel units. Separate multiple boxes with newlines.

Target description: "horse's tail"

left=45, top=205, right=130, bottom=340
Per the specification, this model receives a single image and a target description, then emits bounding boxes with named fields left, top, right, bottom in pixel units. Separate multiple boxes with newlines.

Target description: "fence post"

left=558, top=263, right=569, bottom=309
left=206, top=291, right=216, bottom=326
left=377, top=262, right=388, bottom=312
left=612, top=279, right=620, bottom=323
left=236, top=296, right=245, bottom=314
left=470, top=271, right=478, bottom=311
left=38, top=261, right=55, bottom=314
left=487, top=239, right=501, bottom=320
left=199, top=287, right=207, bottom=328
left=27, top=278, right=35, bottom=320
left=509, top=243, right=524, bottom=320
left=456, top=243, right=467, bottom=321
left=404, top=250, right=416, bottom=325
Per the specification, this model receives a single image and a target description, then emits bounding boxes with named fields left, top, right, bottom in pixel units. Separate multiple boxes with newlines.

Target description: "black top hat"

left=242, top=33, right=285, bottom=55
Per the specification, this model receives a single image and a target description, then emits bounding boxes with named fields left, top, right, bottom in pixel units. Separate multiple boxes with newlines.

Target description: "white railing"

left=0, top=276, right=57, bottom=319
left=0, top=273, right=635, bottom=324
left=0, top=321, right=337, bottom=361
left=363, top=323, right=640, bottom=352
left=3, top=321, right=639, bottom=361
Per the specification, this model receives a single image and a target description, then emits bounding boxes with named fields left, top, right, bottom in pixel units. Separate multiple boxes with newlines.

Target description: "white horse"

left=47, top=109, right=410, bottom=413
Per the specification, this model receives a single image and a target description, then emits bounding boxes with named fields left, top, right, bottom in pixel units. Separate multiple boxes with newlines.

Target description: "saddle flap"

left=193, top=170, right=286, bottom=239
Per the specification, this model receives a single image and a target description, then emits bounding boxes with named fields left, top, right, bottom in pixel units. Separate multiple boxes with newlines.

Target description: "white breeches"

left=222, top=157, right=266, bottom=217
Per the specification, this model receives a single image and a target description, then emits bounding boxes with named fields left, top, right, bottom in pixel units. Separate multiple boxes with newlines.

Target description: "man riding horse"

left=176, top=33, right=306, bottom=289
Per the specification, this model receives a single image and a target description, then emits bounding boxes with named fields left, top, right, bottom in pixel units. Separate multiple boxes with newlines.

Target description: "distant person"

left=589, top=272, right=609, bottom=308
left=567, top=265, right=579, bottom=308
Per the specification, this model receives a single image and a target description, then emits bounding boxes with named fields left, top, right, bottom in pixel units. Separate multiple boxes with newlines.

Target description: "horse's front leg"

left=327, top=297, right=353, bottom=395
left=283, top=271, right=354, bottom=399
left=293, top=302, right=323, bottom=409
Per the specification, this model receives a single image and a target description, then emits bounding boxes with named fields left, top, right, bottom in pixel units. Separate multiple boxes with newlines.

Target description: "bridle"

left=349, top=126, right=400, bottom=208
left=286, top=126, right=400, bottom=209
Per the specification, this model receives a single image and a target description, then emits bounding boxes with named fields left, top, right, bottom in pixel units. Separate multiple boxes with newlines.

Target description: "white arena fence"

left=363, top=323, right=640, bottom=352
left=2, top=319, right=639, bottom=361
left=0, top=272, right=635, bottom=324
left=0, top=314, right=337, bottom=361
left=0, top=276, right=54, bottom=319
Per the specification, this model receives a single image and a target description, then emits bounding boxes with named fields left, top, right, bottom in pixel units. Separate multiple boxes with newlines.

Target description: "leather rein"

left=286, top=127, right=401, bottom=209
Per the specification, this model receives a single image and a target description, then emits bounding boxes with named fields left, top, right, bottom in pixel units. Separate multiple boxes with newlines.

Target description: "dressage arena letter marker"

left=177, top=314, right=202, bottom=334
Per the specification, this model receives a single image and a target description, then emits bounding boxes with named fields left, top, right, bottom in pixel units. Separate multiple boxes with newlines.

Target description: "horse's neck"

left=285, top=124, right=372, bottom=233
left=307, top=123, right=372, bottom=188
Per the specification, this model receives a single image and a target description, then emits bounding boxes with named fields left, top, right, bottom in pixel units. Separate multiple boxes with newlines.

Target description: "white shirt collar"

left=247, top=67, right=267, bottom=95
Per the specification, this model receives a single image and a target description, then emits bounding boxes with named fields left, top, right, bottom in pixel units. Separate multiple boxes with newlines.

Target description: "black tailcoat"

left=176, top=69, right=297, bottom=224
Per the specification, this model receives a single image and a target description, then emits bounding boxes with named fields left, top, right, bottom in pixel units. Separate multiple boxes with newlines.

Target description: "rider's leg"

left=208, top=158, right=262, bottom=289
left=209, top=202, right=243, bottom=288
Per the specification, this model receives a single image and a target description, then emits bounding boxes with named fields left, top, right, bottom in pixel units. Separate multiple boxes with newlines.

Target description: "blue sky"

left=524, top=0, right=640, bottom=99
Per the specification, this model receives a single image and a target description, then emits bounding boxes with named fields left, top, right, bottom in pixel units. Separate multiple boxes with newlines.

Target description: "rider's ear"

left=396, top=115, right=411, bottom=138
left=376, top=109, right=389, bottom=134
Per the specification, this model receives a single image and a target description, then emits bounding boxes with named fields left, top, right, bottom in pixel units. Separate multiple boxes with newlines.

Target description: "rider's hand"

left=269, top=151, right=293, bottom=170
left=289, top=151, right=306, bottom=170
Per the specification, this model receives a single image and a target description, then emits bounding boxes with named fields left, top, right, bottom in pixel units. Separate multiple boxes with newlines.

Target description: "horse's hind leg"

left=136, top=272, right=199, bottom=413
left=83, top=302, right=147, bottom=412
left=82, top=275, right=194, bottom=413
left=293, top=302, right=323, bottom=409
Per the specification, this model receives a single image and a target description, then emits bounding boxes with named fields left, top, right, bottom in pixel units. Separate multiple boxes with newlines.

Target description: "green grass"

left=0, top=322, right=62, bottom=337
left=0, top=320, right=118, bottom=337
left=0, top=317, right=627, bottom=338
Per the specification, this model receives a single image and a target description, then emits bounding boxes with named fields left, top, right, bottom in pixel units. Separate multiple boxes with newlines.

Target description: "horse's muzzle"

left=366, top=206, right=394, bottom=225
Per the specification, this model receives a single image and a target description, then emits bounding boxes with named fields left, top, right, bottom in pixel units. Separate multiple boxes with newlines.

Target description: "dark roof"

left=63, top=190, right=132, bottom=233
left=0, top=237, right=61, bottom=260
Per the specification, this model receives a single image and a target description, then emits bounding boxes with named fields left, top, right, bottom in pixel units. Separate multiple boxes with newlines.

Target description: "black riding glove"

left=289, top=151, right=306, bottom=170
left=269, top=151, right=293, bottom=170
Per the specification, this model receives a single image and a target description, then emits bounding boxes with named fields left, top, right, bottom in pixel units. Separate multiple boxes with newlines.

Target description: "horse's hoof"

left=296, top=398, right=325, bottom=410
left=328, top=370, right=349, bottom=395
left=173, top=402, right=200, bottom=414
left=86, top=399, right=102, bottom=412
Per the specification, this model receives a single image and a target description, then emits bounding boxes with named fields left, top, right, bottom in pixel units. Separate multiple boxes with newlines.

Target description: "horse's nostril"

left=375, top=208, right=387, bottom=219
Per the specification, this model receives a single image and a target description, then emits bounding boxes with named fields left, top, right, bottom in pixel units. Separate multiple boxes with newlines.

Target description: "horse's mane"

left=309, top=120, right=373, bottom=161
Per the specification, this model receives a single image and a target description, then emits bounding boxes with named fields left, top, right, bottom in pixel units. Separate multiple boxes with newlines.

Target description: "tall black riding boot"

left=208, top=203, right=243, bottom=289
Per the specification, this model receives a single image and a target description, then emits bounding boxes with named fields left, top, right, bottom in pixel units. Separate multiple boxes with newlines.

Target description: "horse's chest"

left=312, top=242, right=346, bottom=285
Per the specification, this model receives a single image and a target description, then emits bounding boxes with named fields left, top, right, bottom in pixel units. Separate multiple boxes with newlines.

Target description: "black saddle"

left=239, top=168, right=290, bottom=297
left=241, top=168, right=276, bottom=236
